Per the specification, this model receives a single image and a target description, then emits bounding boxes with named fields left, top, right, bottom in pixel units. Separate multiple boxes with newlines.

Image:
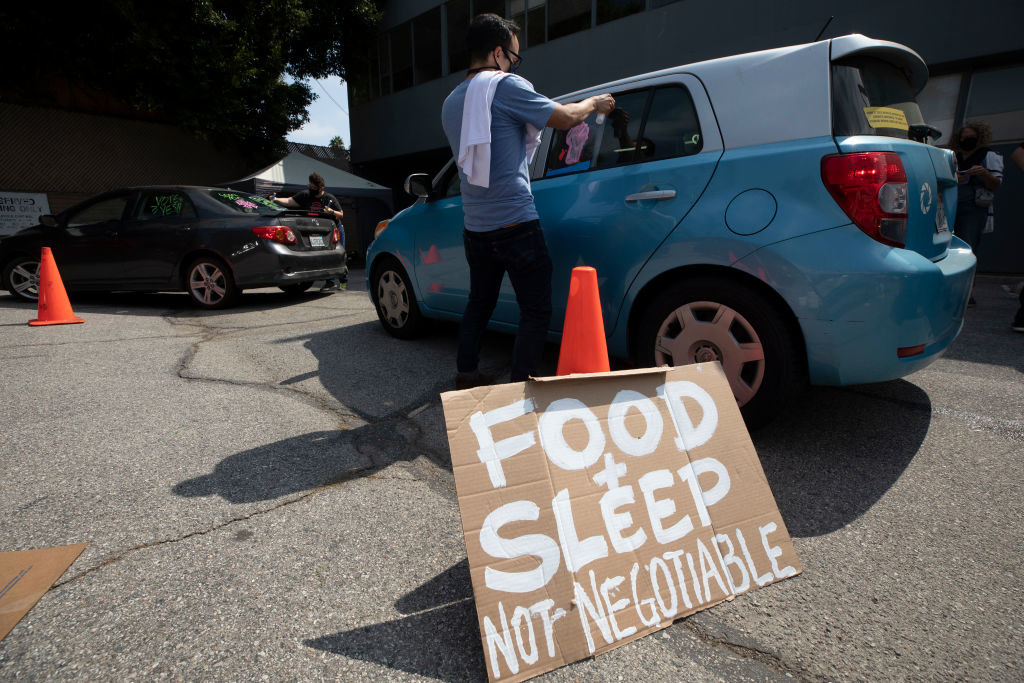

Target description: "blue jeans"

left=954, top=202, right=988, bottom=253
left=458, top=220, right=553, bottom=382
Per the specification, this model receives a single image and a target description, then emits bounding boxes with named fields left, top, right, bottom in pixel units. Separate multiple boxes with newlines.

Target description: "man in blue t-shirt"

left=441, top=13, right=614, bottom=388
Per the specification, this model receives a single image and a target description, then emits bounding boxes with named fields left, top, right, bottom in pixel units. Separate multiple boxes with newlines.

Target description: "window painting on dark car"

left=137, top=191, right=197, bottom=220
left=209, top=191, right=282, bottom=215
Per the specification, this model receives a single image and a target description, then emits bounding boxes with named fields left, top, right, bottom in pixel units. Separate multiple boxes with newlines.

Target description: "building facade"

left=348, top=0, right=1023, bottom=272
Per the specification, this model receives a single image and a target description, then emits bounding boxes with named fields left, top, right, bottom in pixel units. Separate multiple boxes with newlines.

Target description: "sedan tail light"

left=330, top=227, right=341, bottom=245
left=252, top=226, right=297, bottom=245
left=821, top=152, right=908, bottom=248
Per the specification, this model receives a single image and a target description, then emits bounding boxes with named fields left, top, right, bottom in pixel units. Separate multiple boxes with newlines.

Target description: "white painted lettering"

left=630, top=562, right=660, bottom=627
left=573, top=571, right=615, bottom=654
left=657, top=381, right=719, bottom=451
left=661, top=550, right=694, bottom=610
left=608, top=390, right=664, bottom=457
left=480, top=501, right=561, bottom=594
left=599, top=575, right=637, bottom=641
left=483, top=602, right=519, bottom=677
left=759, top=522, right=797, bottom=579
left=511, top=605, right=539, bottom=665
left=714, top=532, right=750, bottom=593
left=648, top=556, right=678, bottom=618
left=696, top=537, right=730, bottom=601
left=529, top=599, right=566, bottom=659
left=553, top=489, right=609, bottom=572
left=737, top=528, right=773, bottom=586
left=599, top=485, right=647, bottom=554
left=677, top=457, right=731, bottom=527
left=638, top=469, right=693, bottom=544
left=538, top=398, right=605, bottom=471
left=470, top=398, right=536, bottom=488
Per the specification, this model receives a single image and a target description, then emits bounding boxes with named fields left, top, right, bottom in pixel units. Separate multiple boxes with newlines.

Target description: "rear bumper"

left=233, top=241, right=347, bottom=287
left=740, top=226, right=976, bottom=386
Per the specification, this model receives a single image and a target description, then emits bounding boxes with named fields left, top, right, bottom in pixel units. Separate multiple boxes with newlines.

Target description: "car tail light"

left=897, top=344, right=926, bottom=358
left=252, top=226, right=297, bottom=245
left=821, top=152, right=908, bottom=248
left=374, top=220, right=390, bottom=239
left=330, top=227, right=341, bottom=245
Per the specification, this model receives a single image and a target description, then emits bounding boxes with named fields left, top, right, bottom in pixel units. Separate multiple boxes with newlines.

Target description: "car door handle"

left=625, top=190, right=676, bottom=202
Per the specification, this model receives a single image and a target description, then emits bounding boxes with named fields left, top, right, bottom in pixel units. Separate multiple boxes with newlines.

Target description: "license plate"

left=309, top=234, right=325, bottom=247
left=935, top=199, right=948, bottom=233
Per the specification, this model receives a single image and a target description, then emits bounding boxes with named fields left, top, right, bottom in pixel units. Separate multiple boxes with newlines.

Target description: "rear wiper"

left=909, top=124, right=942, bottom=144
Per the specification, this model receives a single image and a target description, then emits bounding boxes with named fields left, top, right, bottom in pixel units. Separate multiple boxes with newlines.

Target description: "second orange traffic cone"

left=29, top=247, right=84, bottom=326
left=556, top=266, right=610, bottom=375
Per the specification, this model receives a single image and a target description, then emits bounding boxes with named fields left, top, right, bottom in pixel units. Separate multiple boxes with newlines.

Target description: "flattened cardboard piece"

left=441, top=363, right=801, bottom=683
left=0, top=543, right=87, bottom=641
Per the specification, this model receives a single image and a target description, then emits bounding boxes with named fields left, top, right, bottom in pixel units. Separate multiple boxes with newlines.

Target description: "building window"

left=917, top=73, right=962, bottom=146
left=390, top=22, right=413, bottom=92
left=512, top=0, right=545, bottom=47
left=650, top=0, right=684, bottom=6
left=447, top=0, right=471, bottom=73
left=413, top=8, right=443, bottom=84
left=965, top=64, right=1024, bottom=143
left=548, top=0, right=590, bottom=42
left=597, top=0, right=643, bottom=25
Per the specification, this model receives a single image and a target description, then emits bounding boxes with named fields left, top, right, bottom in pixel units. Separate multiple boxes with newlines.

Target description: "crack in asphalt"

left=679, top=620, right=812, bottom=681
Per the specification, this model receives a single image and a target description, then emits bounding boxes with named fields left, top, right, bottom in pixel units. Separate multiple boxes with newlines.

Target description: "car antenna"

left=815, top=16, right=835, bottom=41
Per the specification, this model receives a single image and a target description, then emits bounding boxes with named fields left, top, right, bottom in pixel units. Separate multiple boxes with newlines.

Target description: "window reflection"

left=548, top=0, right=590, bottom=41
left=597, top=0, right=643, bottom=25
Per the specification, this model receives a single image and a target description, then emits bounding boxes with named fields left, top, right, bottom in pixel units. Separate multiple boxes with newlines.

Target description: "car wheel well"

left=178, top=250, right=234, bottom=287
left=627, top=264, right=807, bottom=372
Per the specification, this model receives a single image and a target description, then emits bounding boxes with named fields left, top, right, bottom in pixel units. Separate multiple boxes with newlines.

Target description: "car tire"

left=185, top=256, right=238, bottom=309
left=2, top=255, right=42, bottom=302
left=371, top=257, right=425, bottom=339
left=635, top=277, right=804, bottom=428
left=279, top=282, right=314, bottom=296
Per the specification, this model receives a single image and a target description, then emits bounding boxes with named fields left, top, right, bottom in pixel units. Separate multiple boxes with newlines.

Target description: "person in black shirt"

left=951, top=121, right=1003, bottom=305
left=275, top=173, right=346, bottom=292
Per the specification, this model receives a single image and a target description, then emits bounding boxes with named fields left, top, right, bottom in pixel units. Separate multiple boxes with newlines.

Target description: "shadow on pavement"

left=752, top=379, right=930, bottom=537
left=394, top=559, right=471, bottom=615
left=171, top=422, right=418, bottom=503
left=303, top=599, right=486, bottom=682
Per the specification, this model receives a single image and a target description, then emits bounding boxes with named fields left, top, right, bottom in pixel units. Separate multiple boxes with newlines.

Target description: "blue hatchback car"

left=367, top=34, right=975, bottom=425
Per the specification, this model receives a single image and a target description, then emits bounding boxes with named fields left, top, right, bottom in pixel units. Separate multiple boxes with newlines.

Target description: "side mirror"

left=40, top=215, right=59, bottom=228
left=404, top=173, right=431, bottom=199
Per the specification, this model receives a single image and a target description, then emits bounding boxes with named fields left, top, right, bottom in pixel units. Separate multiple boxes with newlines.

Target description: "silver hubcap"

left=10, top=260, right=41, bottom=300
left=654, top=301, right=765, bottom=407
left=189, top=263, right=227, bottom=305
left=377, top=270, right=409, bottom=328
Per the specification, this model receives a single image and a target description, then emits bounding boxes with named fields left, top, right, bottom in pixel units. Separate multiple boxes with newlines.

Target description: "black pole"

left=815, top=16, right=835, bottom=41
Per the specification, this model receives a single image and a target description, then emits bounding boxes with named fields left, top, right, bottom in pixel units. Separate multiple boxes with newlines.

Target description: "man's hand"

left=591, top=93, right=615, bottom=116
left=547, top=93, right=617, bottom=130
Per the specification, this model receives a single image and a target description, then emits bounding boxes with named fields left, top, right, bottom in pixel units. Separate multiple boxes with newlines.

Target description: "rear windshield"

left=208, top=190, right=282, bottom=215
left=832, top=56, right=926, bottom=140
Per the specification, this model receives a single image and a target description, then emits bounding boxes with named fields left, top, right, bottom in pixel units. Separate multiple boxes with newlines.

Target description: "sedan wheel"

left=636, top=277, right=804, bottom=427
left=3, top=257, right=41, bottom=302
left=186, top=256, right=237, bottom=309
left=372, top=258, right=424, bottom=339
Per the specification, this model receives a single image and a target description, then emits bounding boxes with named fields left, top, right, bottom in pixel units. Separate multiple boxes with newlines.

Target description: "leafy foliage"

left=1, top=0, right=381, bottom=165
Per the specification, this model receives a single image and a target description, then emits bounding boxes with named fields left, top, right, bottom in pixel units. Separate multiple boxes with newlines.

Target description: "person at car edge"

left=441, top=13, right=615, bottom=389
left=951, top=120, right=1003, bottom=306
left=1010, top=142, right=1024, bottom=332
left=274, top=173, right=347, bottom=292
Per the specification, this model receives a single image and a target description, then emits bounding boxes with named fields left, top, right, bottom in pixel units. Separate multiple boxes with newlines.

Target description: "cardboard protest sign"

left=1, top=543, right=87, bottom=641
left=441, top=363, right=800, bottom=682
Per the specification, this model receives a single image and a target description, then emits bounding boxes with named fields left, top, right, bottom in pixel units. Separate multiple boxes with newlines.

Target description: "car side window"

left=66, top=196, right=129, bottom=228
left=543, top=89, right=651, bottom=178
left=639, top=86, right=703, bottom=161
left=443, top=167, right=461, bottom=198
left=136, top=191, right=197, bottom=220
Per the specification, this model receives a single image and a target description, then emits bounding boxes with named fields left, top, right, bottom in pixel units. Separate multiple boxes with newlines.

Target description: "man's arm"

left=275, top=196, right=300, bottom=209
left=1011, top=144, right=1024, bottom=173
left=547, top=94, right=615, bottom=131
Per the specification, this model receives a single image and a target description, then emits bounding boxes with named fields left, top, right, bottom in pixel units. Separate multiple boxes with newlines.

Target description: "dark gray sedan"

left=0, top=186, right=347, bottom=309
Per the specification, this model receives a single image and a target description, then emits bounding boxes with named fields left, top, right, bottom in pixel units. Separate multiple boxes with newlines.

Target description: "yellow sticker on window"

left=863, top=106, right=909, bottom=131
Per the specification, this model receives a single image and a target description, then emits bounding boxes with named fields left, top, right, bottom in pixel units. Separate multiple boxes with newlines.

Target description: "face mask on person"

left=959, top=136, right=978, bottom=152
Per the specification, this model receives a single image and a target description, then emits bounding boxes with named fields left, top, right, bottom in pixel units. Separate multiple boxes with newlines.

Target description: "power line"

left=314, top=79, right=349, bottom=117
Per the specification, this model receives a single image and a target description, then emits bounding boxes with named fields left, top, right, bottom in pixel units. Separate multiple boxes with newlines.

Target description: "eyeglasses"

left=502, top=47, right=522, bottom=72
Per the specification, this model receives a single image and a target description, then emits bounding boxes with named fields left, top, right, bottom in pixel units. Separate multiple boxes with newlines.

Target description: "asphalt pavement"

left=1, top=272, right=1021, bottom=681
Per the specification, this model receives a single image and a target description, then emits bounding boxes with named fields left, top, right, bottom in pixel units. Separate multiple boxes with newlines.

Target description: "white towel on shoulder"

left=458, top=71, right=543, bottom=188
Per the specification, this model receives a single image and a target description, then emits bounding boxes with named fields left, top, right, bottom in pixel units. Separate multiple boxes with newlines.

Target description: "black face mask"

left=960, top=136, right=978, bottom=152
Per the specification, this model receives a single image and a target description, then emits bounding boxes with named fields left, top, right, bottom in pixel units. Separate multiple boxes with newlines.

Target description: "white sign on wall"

left=0, top=193, right=50, bottom=235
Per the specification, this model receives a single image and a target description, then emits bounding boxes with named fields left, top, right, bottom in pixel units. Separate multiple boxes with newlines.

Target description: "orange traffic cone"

left=556, top=266, right=610, bottom=375
left=29, top=247, right=84, bottom=326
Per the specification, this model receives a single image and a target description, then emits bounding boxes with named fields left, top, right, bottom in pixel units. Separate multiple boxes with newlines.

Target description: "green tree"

left=329, top=136, right=347, bottom=152
left=1, top=0, right=381, bottom=166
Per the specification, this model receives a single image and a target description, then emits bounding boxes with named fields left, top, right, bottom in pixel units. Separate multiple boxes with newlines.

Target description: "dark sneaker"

left=455, top=371, right=495, bottom=390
